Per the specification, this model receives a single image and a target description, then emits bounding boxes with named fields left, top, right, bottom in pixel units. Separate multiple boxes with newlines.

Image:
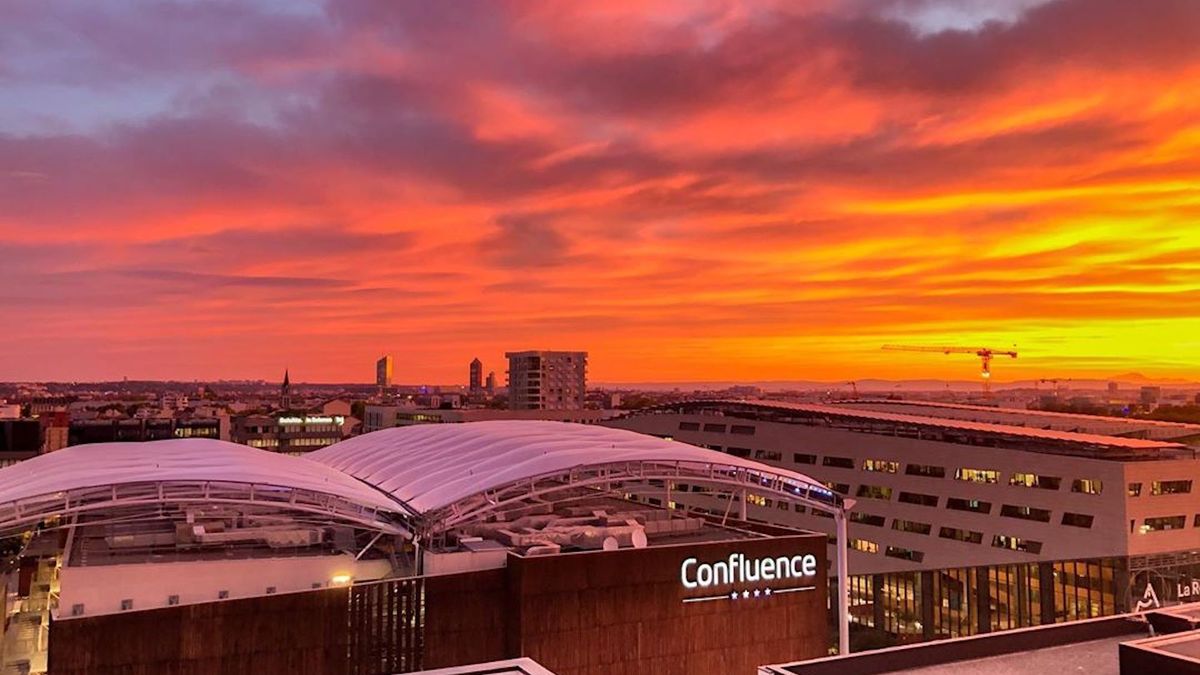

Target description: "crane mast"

left=881, top=344, right=1018, bottom=394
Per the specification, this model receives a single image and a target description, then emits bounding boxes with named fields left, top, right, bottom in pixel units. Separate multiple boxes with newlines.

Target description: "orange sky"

left=2, top=0, right=1199, bottom=383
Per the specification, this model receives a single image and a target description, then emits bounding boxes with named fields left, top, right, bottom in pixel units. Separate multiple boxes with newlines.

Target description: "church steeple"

left=280, top=369, right=292, bottom=410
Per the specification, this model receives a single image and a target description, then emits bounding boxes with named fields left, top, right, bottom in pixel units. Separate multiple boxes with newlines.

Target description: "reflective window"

left=1143, top=515, right=1187, bottom=532
left=863, top=459, right=899, bottom=473
left=1071, top=479, right=1103, bottom=495
left=1009, top=473, right=1061, bottom=490
left=1151, top=480, right=1193, bottom=496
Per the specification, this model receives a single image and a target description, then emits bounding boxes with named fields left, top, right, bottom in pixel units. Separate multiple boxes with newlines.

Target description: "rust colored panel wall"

left=49, top=588, right=350, bottom=675
left=422, top=568, right=509, bottom=669
left=508, top=534, right=828, bottom=675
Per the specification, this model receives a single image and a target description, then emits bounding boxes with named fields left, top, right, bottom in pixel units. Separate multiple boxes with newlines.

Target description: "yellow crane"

left=882, top=345, right=1018, bottom=394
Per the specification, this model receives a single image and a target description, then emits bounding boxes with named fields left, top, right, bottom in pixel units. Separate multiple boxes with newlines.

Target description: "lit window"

left=1151, top=480, right=1193, bottom=496
left=863, top=459, right=899, bottom=473
left=1128, top=483, right=1143, bottom=497
left=849, top=539, right=879, bottom=554
left=1071, top=479, right=1103, bottom=495
left=822, top=481, right=851, bottom=495
left=1009, top=473, right=1061, bottom=490
left=955, top=468, right=999, bottom=484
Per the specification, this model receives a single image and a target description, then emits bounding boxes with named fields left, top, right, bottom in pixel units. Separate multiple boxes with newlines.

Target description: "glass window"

left=1143, top=515, right=1187, bottom=532
left=702, top=423, right=726, bottom=433
left=849, top=539, right=879, bottom=553
left=1071, top=479, right=1103, bottom=495
left=898, top=491, right=939, bottom=507
left=856, top=484, right=893, bottom=500
left=823, top=456, right=855, bottom=469
left=729, top=424, right=755, bottom=435
left=678, top=422, right=700, bottom=431
left=884, top=546, right=925, bottom=562
left=992, top=535, right=1042, bottom=554
left=726, top=447, right=751, bottom=458
left=1009, top=473, right=1061, bottom=490
left=1128, top=482, right=1142, bottom=497
left=946, top=497, right=992, bottom=514
left=1062, top=513, right=1094, bottom=528
left=956, top=468, right=999, bottom=483
left=1151, top=480, right=1193, bottom=496
left=850, top=512, right=886, bottom=527
left=905, top=463, right=945, bottom=478
left=938, top=527, right=983, bottom=544
left=793, top=453, right=817, bottom=465
left=892, top=519, right=932, bottom=535
left=1000, top=504, right=1052, bottom=522
left=863, top=459, right=899, bottom=473
left=754, top=449, right=782, bottom=461
left=822, top=481, right=851, bottom=495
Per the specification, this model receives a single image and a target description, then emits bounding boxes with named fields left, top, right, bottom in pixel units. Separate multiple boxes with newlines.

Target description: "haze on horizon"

left=2, top=0, right=1199, bottom=384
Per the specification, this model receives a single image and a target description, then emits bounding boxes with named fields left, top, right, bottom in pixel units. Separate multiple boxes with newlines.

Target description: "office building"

left=505, top=351, right=587, bottom=410
left=0, top=423, right=840, bottom=675
left=606, top=399, right=1200, bottom=643
left=68, top=418, right=220, bottom=446
left=377, top=355, right=394, bottom=388
left=229, top=413, right=345, bottom=454
left=361, top=405, right=617, bottom=432
left=469, top=358, right=483, bottom=393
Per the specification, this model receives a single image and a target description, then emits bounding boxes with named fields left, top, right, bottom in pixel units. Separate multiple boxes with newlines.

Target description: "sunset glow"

left=3, top=0, right=1199, bottom=383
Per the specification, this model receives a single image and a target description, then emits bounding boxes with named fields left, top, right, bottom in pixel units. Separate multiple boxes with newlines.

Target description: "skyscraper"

left=469, top=358, right=483, bottom=393
left=376, top=355, right=393, bottom=388
left=485, top=371, right=496, bottom=396
left=505, top=351, right=587, bottom=410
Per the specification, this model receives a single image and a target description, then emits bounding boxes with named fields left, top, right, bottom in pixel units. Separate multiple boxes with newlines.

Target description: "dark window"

left=856, top=485, right=893, bottom=500
left=1144, top=515, right=1187, bottom=531
left=823, top=456, right=855, bottom=469
left=793, top=504, right=807, bottom=514
left=726, top=447, right=751, bottom=458
left=1000, top=504, right=1052, bottom=522
left=850, top=512, right=886, bottom=527
left=898, top=492, right=939, bottom=507
left=992, top=535, right=1042, bottom=554
left=729, top=424, right=756, bottom=435
left=1152, top=480, right=1193, bottom=496
left=793, top=453, right=817, bottom=465
left=939, top=527, right=983, bottom=544
left=891, top=519, right=932, bottom=535
left=702, top=423, right=727, bottom=433
left=678, top=422, right=700, bottom=431
left=884, top=546, right=925, bottom=562
left=905, top=463, right=946, bottom=478
left=1071, top=479, right=1103, bottom=495
left=754, top=449, right=782, bottom=461
left=1128, top=482, right=1142, bottom=497
left=1062, top=513, right=1094, bottom=528
left=946, top=498, right=992, bottom=514
left=822, top=481, right=851, bottom=495
left=811, top=509, right=834, bottom=519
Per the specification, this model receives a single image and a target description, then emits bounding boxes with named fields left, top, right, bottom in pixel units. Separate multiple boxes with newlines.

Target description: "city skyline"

left=4, top=0, right=1200, bottom=383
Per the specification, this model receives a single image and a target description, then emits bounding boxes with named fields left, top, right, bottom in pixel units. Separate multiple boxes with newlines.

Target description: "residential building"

left=505, top=351, right=587, bottom=410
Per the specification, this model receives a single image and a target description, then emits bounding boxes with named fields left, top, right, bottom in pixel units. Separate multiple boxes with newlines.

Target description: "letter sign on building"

left=680, top=551, right=820, bottom=603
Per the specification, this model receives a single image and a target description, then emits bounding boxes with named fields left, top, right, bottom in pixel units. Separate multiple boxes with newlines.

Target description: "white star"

left=730, top=591, right=738, bottom=600
left=742, top=590, right=750, bottom=598
left=753, top=588, right=761, bottom=597
left=765, top=588, right=772, bottom=596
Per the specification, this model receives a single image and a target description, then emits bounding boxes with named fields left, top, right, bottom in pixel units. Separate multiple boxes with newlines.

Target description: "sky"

left=2, top=0, right=1199, bottom=384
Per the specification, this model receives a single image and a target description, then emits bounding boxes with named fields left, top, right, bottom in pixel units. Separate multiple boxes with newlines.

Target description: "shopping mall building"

left=0, top=422, right=842, bottom=675
left=604, top=399, right=1200, bottom=643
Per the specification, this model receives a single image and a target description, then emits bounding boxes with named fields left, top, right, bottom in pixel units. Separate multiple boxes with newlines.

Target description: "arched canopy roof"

left=309, top=420, right=843, bottom=534
left=0, top=439, right=406, bottom=537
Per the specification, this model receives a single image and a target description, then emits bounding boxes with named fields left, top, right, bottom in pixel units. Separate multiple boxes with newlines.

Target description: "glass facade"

left=833, top=556, right=1130, bottom=646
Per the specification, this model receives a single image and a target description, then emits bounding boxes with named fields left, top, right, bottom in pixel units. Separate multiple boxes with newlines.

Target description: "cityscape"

left=3, top=2, right=1200, bottom=675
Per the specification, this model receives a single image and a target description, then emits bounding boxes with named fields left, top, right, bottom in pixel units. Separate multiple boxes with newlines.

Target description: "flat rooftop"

left=882, top=635, right=1123, bottom=675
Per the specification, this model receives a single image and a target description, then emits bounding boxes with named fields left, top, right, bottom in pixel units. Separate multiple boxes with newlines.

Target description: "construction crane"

left=882, top=345, right=1018, bottom=394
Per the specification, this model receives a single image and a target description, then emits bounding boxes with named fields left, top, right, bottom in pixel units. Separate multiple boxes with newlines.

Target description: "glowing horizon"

left=3, top=0, right=1199, bottom=384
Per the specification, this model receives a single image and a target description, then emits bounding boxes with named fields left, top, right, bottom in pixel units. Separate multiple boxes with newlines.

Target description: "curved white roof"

left=308, top=420, right=831, bottom=517
left=0, top=438, right=398, bottom=513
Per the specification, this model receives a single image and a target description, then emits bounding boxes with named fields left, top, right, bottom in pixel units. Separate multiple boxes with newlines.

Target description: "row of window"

left=677, top=421, right=756, bottom=435
left=1128, top=480, right=1193, bottom=496
left=847, top=533, right=1044, bottom=561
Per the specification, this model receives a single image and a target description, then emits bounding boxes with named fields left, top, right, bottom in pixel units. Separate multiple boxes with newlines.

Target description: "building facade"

left=469, top=358, right=483, bottom=393
left=229, top=413, right=345, bottom=454
left=377, top=355, right=394, bottom=388
left=605, top=400, right=1200, bottom=643
left=505, top=351, right=587, bottom=410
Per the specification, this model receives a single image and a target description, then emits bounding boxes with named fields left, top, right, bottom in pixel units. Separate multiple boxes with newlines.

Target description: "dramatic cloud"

left=2, top=0, right=1199, bottom=383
